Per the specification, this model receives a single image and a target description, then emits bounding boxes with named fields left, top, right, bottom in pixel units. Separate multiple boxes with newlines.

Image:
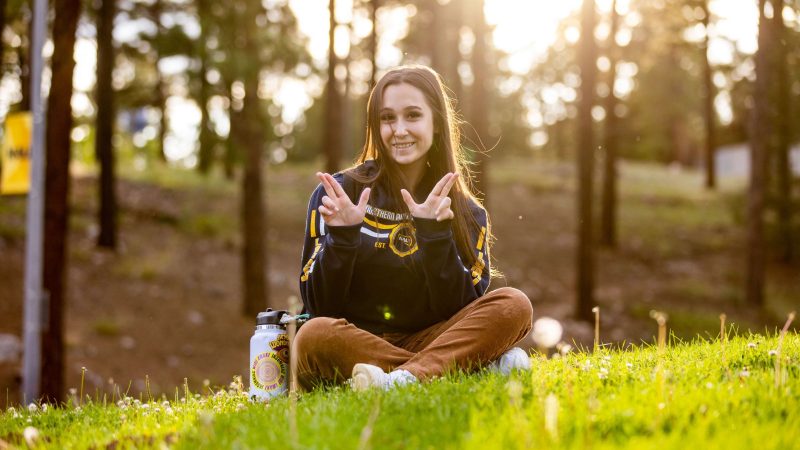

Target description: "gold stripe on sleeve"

left=300, top=239, right=322, bottom=282
left=476, top=226, right=486, bottom=251
left=310, top=210, right=317, bottom=238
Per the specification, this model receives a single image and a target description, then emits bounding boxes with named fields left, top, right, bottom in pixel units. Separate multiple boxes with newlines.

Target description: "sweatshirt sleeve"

left=413, top=202, right=491, bottom=318
left=298, top=176, right=362, bottom=317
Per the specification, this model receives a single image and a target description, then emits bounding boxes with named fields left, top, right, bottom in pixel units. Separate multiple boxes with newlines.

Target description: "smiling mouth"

left=393, top=142, right=415, bottom=149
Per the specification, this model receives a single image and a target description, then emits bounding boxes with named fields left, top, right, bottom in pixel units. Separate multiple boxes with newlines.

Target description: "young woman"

left=295, top=65, right=532, bottom=390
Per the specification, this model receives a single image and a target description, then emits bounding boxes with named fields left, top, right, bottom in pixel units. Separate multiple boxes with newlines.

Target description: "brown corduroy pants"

left=293, top=287, right=533, bottom=390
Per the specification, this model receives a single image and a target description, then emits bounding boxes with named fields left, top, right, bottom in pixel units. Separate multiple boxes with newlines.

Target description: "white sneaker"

left=350, top=363, right=417, bottom=391
left=489, top=347, right=531, bottom=375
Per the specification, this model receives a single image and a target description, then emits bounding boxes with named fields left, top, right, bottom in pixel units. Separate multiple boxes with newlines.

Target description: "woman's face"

left=379, top=83, right=435, bottom=169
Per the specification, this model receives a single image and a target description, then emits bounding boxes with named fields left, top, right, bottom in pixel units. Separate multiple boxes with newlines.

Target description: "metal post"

left=22, top=0, right=49, bottom=403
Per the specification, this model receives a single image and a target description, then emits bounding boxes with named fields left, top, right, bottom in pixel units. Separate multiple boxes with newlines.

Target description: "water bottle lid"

left=256, top=308, right=288, bottom=325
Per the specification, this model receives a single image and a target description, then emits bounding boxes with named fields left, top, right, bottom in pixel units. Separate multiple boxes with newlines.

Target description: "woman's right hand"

left=316, top=172, right=371, bottom=227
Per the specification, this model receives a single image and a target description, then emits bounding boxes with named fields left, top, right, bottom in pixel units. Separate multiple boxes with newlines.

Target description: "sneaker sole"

left=351, top=363, right=382, bottom=391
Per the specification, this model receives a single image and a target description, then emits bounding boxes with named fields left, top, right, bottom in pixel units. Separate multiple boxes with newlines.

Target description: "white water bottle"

left=249, top=309, right=290, bottom=401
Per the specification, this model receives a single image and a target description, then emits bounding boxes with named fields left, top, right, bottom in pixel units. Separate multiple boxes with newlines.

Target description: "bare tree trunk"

left=0, top=0, right=7, bottom=70
left=600, top=0, right=619, bottom=247
left=746, top=0, right=772, bottom=307
left=701, top=0, right=716, bottom=189
left=18, top=14, right=32, bottom=111
left=224, top=81, right=238, bottom=180
left=240, top=76, right=268, bottom=317
left=324, top=0, right=342, bottom=173
left=468, top=0, right=490, bottom=201
left=152, top=0, right=168, bottom=163
left=772, top=0, right=793, bottom=263
left=196, top=0, right=214, bottom=174
left=42, top=0, right=80, bottom=403
left=369, top=0, right=379, bottom=87
left=237, top=4, right=268, bottom=317
left=576, top=0, right=597, bottom=321
left=95, top=0, right=117, bottom=249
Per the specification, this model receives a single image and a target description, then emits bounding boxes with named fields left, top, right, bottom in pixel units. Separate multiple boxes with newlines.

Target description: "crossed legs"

left=293, top=287, right=533, bottom=391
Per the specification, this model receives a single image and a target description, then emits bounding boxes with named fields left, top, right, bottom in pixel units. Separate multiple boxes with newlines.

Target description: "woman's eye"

left=380, top=114, right=395, bottom=122
left=407, top=112, right=422, bottom=119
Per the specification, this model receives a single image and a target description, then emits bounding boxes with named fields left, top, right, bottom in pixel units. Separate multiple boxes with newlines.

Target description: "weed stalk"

left=287, top=296, right=301, bottom=449
left=357, top=396, right=382, bottom=450
left=650, top=310, right=668, bottom=402
left=775, top=311, right=796, bottom=388
left=146, top=375, right=152, bottom=402
left=719, top=314, right=730, bottom=378
left=592, top=306, right=600, bottom=352
left=79, top=367, right=86, bottom=406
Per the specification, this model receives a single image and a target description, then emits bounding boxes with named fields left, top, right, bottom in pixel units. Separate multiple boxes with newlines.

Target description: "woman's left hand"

left=400, top=173, right=458, bottom=222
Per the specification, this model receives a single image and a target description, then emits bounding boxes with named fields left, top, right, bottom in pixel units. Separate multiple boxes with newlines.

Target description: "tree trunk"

left=42, top=0, right=80, bottom=403
left=152, top=0, right=168, bottom=163
left=369, top=0, right=379, bottom=87
left=600, top=0, right=619, bottom=247
left=468, top=0, right=490, bottom=202
left=18, top=16, right=32, bottom=111
left=196, top=0, right=214, bottom=174
left=576, top=0, right=597, bottom=321
left=772, top=0, right=793, bottom=263
left=323, top=0, right=342, bottom=173
left=237, top=6, right=268, bottom=317
left=95, top=0, right=117, bottom=249
left=240, top=77, right=268, bottom=317
left=0, top=0, right=7, bottom=72
left=746, top=0, right=772, bottom=307
left=701, top=0, right=716, bottom=189
left=224, top=82, right=238, bottom=180
left=342, top=21, right=353, bottom=159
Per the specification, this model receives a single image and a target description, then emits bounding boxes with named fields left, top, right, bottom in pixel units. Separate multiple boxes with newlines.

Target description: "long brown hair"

left=346, top=64, right=492, bottom=271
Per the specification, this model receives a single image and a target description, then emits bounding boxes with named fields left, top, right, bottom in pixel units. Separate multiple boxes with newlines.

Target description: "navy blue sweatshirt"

left=299, top=162, right=491, bottom=334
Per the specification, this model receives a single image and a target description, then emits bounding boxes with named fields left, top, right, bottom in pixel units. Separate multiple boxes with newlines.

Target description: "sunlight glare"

left=485, top=0, right=581, bottom=74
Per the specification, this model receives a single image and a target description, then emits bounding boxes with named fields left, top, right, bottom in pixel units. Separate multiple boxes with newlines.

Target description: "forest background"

left=0, top=0, right=798, bottom=405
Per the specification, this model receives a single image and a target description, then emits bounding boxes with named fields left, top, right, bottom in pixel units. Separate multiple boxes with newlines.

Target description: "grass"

left=1, top=333, right=798, bottom=449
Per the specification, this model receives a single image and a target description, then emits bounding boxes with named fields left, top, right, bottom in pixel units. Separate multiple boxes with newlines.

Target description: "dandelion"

left=532, top=317, right=563, bottom=349
left=747, top=342, right=757, bottom=349
left=739, top=369, right=750, bottom=378
left=27, top=403, right=38, bottom=413
left=768, top=350, right=778, bottom=356
left=556, top=342, right=572, bottom=355
left=626, top=362, right=633, bottom=369
left=23, top=426, right=40, bottom=447
left=599, top=367, right=609, bottom=375
left=41, top=404, right=48, bottom=413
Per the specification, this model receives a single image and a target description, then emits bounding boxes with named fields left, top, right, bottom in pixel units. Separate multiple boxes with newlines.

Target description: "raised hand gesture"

left=316, top=172, right=371, bottom=227
left=400, top=173, right=458, bottom=222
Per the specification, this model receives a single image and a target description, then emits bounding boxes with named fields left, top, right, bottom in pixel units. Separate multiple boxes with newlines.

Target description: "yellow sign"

left=1, top=112, right=33, bottom=195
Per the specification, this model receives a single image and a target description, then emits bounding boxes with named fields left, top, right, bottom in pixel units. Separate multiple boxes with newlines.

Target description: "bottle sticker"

left=250, top=334, right=289, bottom=392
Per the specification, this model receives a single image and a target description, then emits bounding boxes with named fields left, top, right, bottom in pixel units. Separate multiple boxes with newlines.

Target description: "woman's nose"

left=394, top=122, right=408, bottom=136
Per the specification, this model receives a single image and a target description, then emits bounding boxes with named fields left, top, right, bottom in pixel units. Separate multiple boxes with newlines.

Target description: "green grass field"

left=2, top=332, right=797, bottom=449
